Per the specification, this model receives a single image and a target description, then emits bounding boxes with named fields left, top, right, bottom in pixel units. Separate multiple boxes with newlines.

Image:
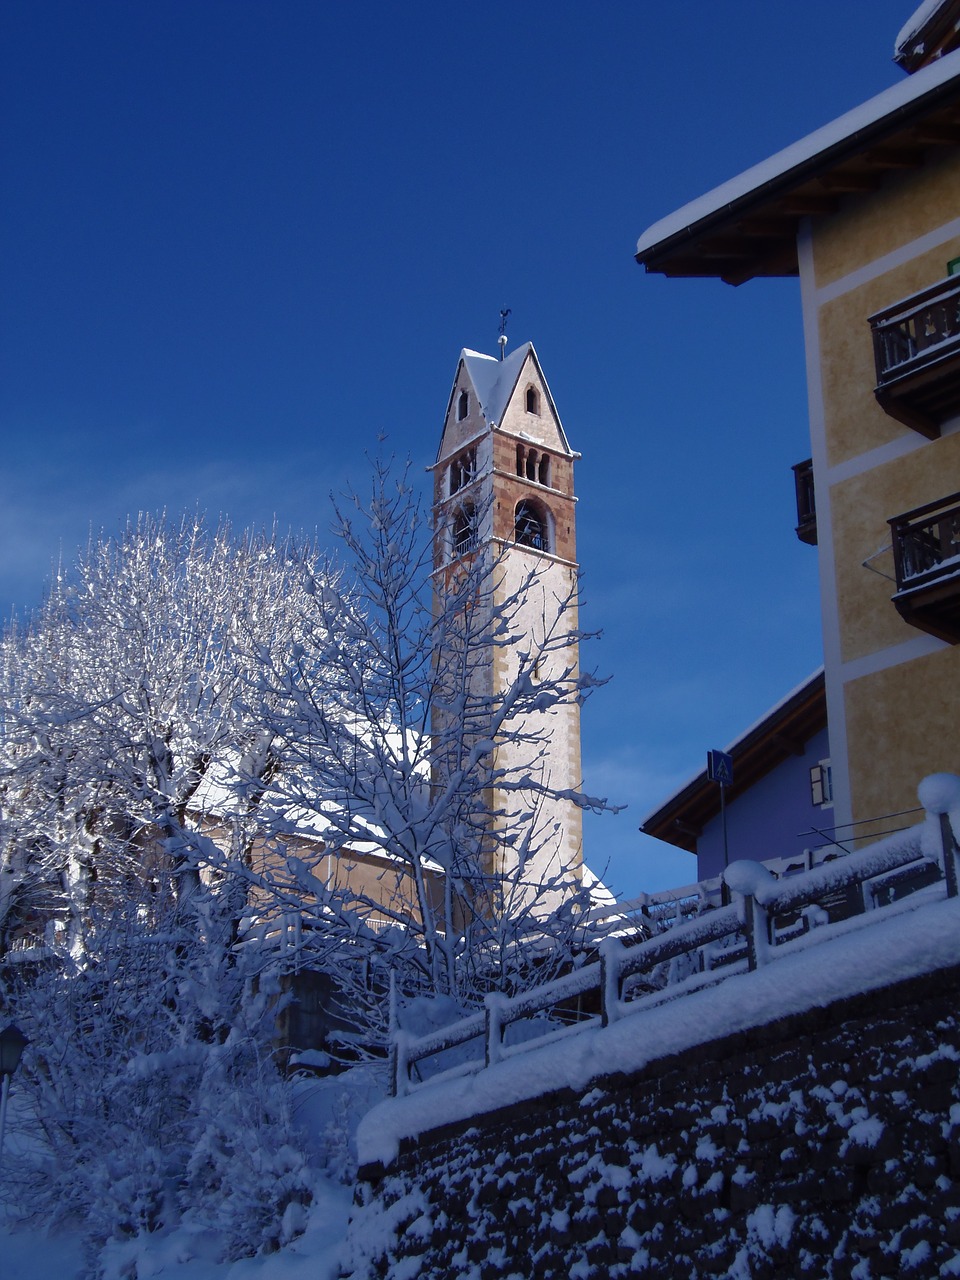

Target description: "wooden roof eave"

left=636, top=94, right=960, bottom=284
left=896, top=1, right=960, bottom=73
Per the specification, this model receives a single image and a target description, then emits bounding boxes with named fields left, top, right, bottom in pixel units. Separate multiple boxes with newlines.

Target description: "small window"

left=449, top=447, right=476, bottom=496
left=525, top=386, right=540, bottom=415
left=452, top=504, right=477, bottom=557
left=515, top=500, right=548, bottom=552
left=457, top=390, right=469, bottom=421
left=538, top=454, right=550, bottom=486
left=810, top=760, right=833, bottom=808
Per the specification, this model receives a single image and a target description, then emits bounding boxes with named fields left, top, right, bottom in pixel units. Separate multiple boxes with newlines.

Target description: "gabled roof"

left=635, top=48, right=960, bottom=285
left=439, top=341, right=574, bottom=459
left=461, top=343, right=531, bottom=429
left=641, top=670, right=827, bottom=855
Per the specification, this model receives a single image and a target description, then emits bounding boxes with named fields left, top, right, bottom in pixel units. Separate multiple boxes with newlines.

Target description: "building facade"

left=636, top=11, right=960, bottom=848
left=643, top=671, right=830, bottom=881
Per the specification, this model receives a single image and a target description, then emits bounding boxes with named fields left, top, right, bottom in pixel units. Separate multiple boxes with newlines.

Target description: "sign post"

left=707, top=749, right=734, bottom=869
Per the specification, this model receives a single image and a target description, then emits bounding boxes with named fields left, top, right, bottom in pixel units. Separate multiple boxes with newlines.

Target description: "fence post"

left=940, top=812, right=959, bottom=899
left=600, top=937, right=624, bottom=1027
left=391, top=1030, right=410, bottom=1098
left=917, top=773, right=960, bottom=899
left=742, top=894, right=771, bottom=971
left=723, top=860, right=776, bottom=971
left=387, top=973, right=399, bottom=1097
left=485, top=994, right=505, bottom=1068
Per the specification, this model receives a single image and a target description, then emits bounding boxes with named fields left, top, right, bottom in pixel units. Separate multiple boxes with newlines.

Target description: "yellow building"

left=636, top=6, right=960, bottom=847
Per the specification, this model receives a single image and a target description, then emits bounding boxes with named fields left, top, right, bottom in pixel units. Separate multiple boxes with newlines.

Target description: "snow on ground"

left=6, top=887, right=960, bottom=1272
left=8, top=820, right=960, bottom=1273
left=358, top=887, right=960, bottom=1167
left=2, top=1220, right=88, bottom=1280
left=0, top=1176, right=352, bottom=1280
left=0, top=1065, right=383, bottom=1279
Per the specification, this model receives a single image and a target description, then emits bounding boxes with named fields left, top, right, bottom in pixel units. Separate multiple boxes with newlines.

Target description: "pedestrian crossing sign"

left=707, top=749, right=734, bottom=786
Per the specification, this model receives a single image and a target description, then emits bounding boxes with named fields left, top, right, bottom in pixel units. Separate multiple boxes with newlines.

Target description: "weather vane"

left=498, top=308, right=511, bottom=360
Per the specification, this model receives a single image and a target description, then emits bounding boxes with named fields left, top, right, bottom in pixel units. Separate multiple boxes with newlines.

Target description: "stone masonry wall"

left=343, top=964, right=960, bottom=1279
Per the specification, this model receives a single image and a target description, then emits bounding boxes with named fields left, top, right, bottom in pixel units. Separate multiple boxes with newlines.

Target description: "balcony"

left=792, top=458, right=817, bottom=545
left=869, top=275, right=960, bottom=438
left=889, top=492, right=960, bottom=643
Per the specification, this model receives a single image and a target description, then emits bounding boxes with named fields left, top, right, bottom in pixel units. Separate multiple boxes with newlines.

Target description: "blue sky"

left=1, top=1, right=917, bottom=896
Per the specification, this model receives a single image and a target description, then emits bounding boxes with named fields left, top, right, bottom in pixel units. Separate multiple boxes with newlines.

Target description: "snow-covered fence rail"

left=586, top=841, right=859, bottom=940
left=598, top=903, right=742, bottom=1028
left=391, top=775, right=960, bottom=1098
left=391, top=1010, right=486, bottom=1095
left=482, top=962, right=606, bottom=1067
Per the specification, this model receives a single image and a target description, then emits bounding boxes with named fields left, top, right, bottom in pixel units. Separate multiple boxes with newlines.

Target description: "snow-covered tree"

left=0, top=472, right=619, bottom=1268
left=0, top=515, right=343, bottom=1269
left=253, top=458, right=616, bottom=1020
left=0, top=512, right=331, bottom=955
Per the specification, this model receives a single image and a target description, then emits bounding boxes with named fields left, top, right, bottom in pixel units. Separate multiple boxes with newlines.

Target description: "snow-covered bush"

left=0, top=887, right=319, bottom=1272
left=182, top=1048, right=315, bottom=1259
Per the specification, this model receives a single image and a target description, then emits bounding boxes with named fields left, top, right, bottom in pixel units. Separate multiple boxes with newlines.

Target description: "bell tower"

left=432, top=341, right=583, bottom=901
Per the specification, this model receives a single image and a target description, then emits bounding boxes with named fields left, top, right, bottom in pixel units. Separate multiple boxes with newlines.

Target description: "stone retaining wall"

left=343, top=963, right=960, bottom=1278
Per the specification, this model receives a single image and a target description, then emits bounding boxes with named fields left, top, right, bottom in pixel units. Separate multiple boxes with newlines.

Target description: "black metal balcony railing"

left=792, top=458, right=817, bottom=546
left=890, top=492, right=960, bottom=586
left=873, top=279, right=960, bottom=375
left=870, top=277, right=960, bottom=437
left=889, top=491, right=960, bottom=643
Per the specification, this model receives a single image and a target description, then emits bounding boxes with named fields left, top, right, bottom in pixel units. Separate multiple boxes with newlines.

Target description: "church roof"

left=460, top=343, right=532, bottom=429
left=444, top=341, right=574, bottom=457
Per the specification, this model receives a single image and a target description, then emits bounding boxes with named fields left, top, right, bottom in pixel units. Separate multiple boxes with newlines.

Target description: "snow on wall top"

left=358, top=890, right=960, bottom=1167
left=635, top=47, right=960, bottom=260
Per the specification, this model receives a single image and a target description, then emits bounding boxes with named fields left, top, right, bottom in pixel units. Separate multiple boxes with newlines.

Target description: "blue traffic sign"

left=707, top=749, right=734, bottom=786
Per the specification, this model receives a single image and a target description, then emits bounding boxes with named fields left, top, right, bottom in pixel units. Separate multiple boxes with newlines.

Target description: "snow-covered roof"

left=635, top=47, right=960, bottom=283
left=442, top=341, right=574, bottom=458
left=460, top=343, right=532, bottom=430
left=896, top=0, right=960, bottom=70
left=187, top=727, right=433, bottom=859
left=898, top=0, right=949, bottom=55
left=581, top=863, right=617, bottom=911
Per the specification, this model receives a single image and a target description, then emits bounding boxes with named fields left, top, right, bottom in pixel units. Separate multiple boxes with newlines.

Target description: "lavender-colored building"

left=642, top=671, right=831, bottom=883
